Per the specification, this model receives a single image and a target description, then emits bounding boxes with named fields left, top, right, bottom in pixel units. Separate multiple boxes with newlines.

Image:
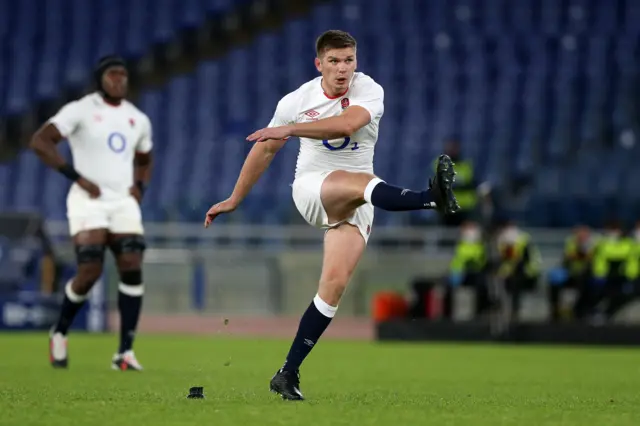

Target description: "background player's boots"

left=111, top=350, right=144, bottom=371
left=49, top=329, right=68, bottom=368
left=270, top=369, right=304, bottom=401
left=429, top=154, right=460, bottom=215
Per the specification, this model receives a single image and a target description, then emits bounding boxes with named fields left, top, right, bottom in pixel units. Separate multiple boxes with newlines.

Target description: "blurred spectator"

left=442, top=221, right=490, bottom=319
left=495, top=220, right=541, bottom=321
left=588, top=220, right=631, bottom=321
left=547, top=225, right=597, bottom=322
left=593, top=220, right=640, bottom=321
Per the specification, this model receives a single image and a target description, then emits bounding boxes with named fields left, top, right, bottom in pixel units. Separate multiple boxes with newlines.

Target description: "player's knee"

left=75, top=244, right=105, bottom=265
left=73, top=245, right=105, bottom=292
left=111, top=235, right=146, bottom=269
left=118, top=269, right=144, bottom=297
left=110, top=235, right=146, bottom=257
left=322, top=171, right=373, bottom=216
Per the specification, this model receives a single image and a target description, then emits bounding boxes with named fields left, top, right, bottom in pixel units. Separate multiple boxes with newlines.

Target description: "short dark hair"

left=315, top=30, right=357, bottom=57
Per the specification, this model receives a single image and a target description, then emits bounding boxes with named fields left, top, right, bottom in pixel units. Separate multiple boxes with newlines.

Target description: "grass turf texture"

left=1, top=333, right=639, bottom=426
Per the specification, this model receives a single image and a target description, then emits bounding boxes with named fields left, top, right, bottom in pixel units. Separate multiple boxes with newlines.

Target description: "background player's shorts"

left=66, top=186, right=144, bottom=236
left=292, top=170, right=374, bottom=243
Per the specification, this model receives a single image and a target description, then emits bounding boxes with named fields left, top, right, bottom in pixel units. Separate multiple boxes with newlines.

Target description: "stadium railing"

left=38, top=221, right=585, bottom=322
left=45, top=221, right=573, bottom=249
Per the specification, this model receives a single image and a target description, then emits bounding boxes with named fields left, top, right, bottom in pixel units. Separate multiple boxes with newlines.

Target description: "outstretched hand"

left=204, top=198, right=238, bottom=228
left=246, top=125, right=292, bottom=143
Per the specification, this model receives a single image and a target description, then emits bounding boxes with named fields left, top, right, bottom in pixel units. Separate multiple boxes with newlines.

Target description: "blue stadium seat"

left=540, top=0, right=562, bottom=35
left=3, top=0, right=640, bottom=228
left=0, top=0, right=242, bottom=115
left=12, top=151, right=42, bottom=212
left=207, top=0, right=233, bottom=15
left=624, top=1, right=640, bottom=35
left=64, top=0, right=95, bottom=88
left=152, top=0, right=178, bottom=44
left=181, top=0, right=206, bottom=28
left=0, top=49, right=8, bottom=115
left=95, top=0, right=123, bottom=59
left=0, top=1, right=10, bottom=43
left=122, top=0, right=149, bottom=58
left=0, top=163, right=14, bottom=209
left=35, top=0, right=65, bottom=102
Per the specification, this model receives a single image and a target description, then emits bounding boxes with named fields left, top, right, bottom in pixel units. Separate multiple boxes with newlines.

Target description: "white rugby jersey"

left=267, top=72, right=384, bottom=178
left=48, top=92, right=153, bottom=200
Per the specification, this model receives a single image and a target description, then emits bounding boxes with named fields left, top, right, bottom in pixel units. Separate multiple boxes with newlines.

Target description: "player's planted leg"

left=50, top=230, right=107, bottom=368
left=110, top=234, right=146, bottom=371
left=271, top=294, right=337, bottom=400
left=271, top=224, right=366, bottom=400
left=50, top=279, right=87, bottom=368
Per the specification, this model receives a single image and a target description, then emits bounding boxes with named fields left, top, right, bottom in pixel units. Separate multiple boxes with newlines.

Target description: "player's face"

left=102, top=66, right=128, bottom=99
left=315, top=47, right=357, bottom=95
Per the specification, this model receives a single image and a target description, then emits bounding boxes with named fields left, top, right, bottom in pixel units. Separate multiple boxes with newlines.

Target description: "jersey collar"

left=92, top=92, right=123, bottom=108
left=321, top=74, right=354, bottom=99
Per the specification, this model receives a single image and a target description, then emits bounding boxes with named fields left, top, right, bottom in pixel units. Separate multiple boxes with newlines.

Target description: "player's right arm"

left=29, top=102, right=101, bottom=197
left=204, top=95, right=295, bottom=227
left=204, top=138, right=286, bottom=227
left=230, top=138, right=287, bottom=205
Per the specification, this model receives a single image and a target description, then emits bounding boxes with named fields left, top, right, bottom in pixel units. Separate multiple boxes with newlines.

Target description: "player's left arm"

left=285, top=106, right=371, bottom=140
left=131, top=116, right=154, bottom=201
left=247, top=80, right=384, bottom=142
left=291, top=82, right=383, bottom=139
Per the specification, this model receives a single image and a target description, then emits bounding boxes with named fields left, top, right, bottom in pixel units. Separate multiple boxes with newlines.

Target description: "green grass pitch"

left=1, top=333, right=639, bottom=425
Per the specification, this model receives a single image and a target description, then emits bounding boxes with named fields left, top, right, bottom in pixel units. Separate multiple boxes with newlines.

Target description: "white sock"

left=363, top=177, right=385, bottom=203
left=65, top=280, right=88, bottom=303
left=313, top=294, right=338, bottom=318
left=118, top=282, right=145, bottom=297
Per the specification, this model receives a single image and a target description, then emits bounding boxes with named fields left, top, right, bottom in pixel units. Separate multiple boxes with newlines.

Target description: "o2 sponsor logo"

left=322, top=137, right=359, bottom=151
left=107, top=132, right=127, bottom=153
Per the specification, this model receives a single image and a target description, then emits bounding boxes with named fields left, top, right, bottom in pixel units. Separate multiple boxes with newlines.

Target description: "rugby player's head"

left=95, top=55, right=128, bottom=103
left=315, top=30, right=357, bottom=96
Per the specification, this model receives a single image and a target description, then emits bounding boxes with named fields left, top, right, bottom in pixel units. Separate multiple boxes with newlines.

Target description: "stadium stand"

left=1, top=0, right=639, bottom=228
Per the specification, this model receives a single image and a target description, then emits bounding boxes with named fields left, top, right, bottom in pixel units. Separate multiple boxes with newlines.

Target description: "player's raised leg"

left=50, top=229, right=108, bottom=368
left=270, top=223, right=366, bottom=400
left=321, top=154, right=459, bottom=216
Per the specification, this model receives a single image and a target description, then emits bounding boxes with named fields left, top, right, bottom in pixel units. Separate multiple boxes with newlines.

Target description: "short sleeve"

left=48, top=101, right=82, bottom=138
left=349, top=78, right=384, bottom=122
left=267, top=94, right=297, bottom=128
left=136, top=116, right=153, bottom=153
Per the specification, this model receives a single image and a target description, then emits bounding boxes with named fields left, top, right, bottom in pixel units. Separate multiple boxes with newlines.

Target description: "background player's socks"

left=364, top=178, right=436, bottom=211
left=53, top=280, right=88, bottom=335
left=282, top=294, right=337, bottom=371
left=118, top=283, right=144, bottom=353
